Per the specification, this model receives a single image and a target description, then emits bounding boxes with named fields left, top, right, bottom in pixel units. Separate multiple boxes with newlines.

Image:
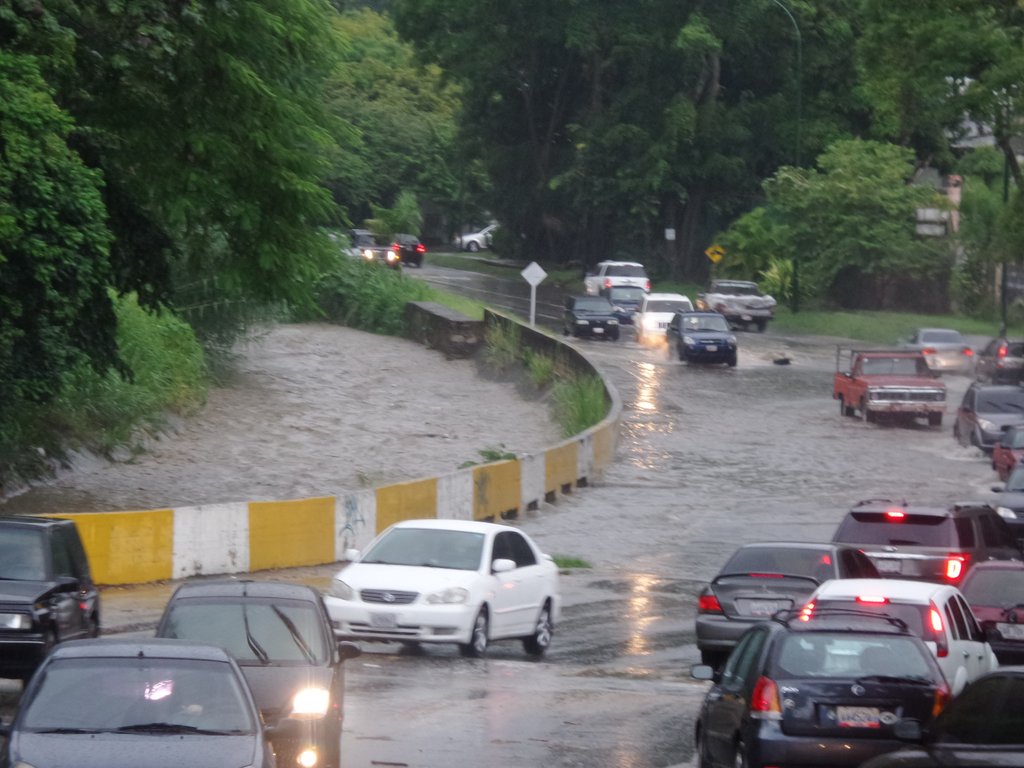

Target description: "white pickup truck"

left=583, top=261, right=651, bottom=295
left=695, top=279, right=776, bottom=332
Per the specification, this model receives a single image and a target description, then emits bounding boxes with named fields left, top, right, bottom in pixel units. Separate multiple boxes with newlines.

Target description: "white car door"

left=489, top=532, right=548, bottom=638
left=941, top=594, right=992, bottom=693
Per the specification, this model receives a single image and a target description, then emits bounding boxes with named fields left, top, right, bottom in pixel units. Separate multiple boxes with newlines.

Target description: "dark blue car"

left=666, top=310, right=737, bottom=366
left=600, top=285, right=646, bottom=326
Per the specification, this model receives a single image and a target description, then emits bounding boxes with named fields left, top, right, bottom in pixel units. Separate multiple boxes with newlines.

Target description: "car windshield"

left=1006, top=467, right=1024, bottom=491
left=834, top=512, right=956, bottom=547
left=646, top=300, right=690, bottom=313
left=606, top=265, right=647, bottom=277
left=977, top=391, right=1024, bottom=414
left=713, top=282, right=759, bottom=296
left=160, top=599, right=329, bottom=665
left=773, top=633, right=933, bottom=680
left=21, top=657, right=255, bottom=733
left=362, top=528, right=485, bottom=571
left=0, top=527, right=47, bottom=581
left=720, top=547, right=834, bottom=581
left=681, top=315, right=730, bottom=332
left=860, top=357, right=926, bottom=375
left=920, top=330, right=964, bottom=344
left=574, top=298, right=614, bottom=312
left=962, top=569, right=1024, bottom=606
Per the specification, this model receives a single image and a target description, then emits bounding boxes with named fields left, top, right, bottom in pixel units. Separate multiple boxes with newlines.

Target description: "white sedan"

left=324, top=519, right=561, bottom=657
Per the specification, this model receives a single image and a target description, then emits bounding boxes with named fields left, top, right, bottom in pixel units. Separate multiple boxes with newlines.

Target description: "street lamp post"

left=770, top=0, right=803, bottom=312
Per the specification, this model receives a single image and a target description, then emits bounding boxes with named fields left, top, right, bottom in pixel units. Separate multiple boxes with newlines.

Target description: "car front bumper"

left=682, top=344, right=735, bottom=362
left=324, top=598, right=475, bottom=645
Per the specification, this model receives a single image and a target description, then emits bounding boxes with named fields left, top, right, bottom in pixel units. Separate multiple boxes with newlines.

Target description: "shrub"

left=524, top=350, right=556, bottom=388
left=552, top=374, right=608, bottom=437
left=482, top=321, right=522, bottom=370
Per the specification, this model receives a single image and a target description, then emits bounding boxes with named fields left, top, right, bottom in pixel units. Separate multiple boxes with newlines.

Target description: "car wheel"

left=928, top=412, right=943, bottom=428
left=755, top=319, right=767, bottom=332
left=860, top=399, right=874, bottom=423
left=522, top=603, right=553, bottom=657
left=609, top=329, right=620, bottom=341
left=467, top=241, right=480, bottom=253
left=678, top=345, right=687, bottom=362
left=838, top=396, right=846, bottom=416
left=87, top=613, right=100, bottom=638
left=695, top=725, right=712, bottom=768
left=727, top=354, right=737, bottom=368
left=459, top=608, right=489, bottom=657
left=733, top=738, right=749, bottom=768
left=953, top=420, right=962, bottom=443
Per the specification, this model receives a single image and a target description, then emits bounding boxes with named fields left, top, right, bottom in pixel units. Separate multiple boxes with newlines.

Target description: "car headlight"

left=608, top=319, right=618, bottom=325
left=683, top=335, right=696, bottom=345
left=329, top=579, right=354, bottom=600
left=997, top=506, right=1018, bottom=520
left=978, top=418, right=996, bottom=432
left=362, top=249, right=374, bottom=260
left=575, top=319, right=590, bottom=325
left=387, top=251, right=399, bottom=262
left=0, top=613, right=32, bottom=630
left=290, top=687, right=331, bottom=719
left=643, top=316, right=659, bottom=330
left=727, top=335, right=737, bottom=345
left=425, top=587, right=470, bottom=605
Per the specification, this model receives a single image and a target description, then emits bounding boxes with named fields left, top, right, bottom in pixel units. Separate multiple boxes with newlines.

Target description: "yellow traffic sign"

left=705, top=244, right=725, bottom=264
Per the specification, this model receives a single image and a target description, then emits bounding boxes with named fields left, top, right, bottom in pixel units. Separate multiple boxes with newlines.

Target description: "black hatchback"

left=563, top=295, right=620, bottom=340
left=692, top=611, right=950, bottom=768
left=156, top=579, right=361, bottom=768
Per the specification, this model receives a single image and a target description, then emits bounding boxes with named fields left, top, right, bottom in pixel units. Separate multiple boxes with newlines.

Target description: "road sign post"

left=521, top=262, right=548, bottom=327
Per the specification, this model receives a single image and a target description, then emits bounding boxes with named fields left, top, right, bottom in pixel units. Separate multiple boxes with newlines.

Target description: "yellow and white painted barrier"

left=58, top=311, right=623, bottom=585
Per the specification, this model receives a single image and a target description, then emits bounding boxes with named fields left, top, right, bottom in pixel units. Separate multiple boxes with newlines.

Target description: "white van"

left=635, top=292, right=693, bottom=344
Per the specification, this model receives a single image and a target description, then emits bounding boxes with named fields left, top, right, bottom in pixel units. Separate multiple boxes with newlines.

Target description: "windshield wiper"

left=33, top=727, right=103, bottom=734
left=856, top=675, right=932, bottom=686
left=243, top=603, right=270, bottom=665
left=270, top=605, right=316, bottom=664
left=114, top=722, right=229, bottom=735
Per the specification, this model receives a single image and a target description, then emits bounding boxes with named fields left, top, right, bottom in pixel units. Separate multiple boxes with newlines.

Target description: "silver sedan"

left=900, top=327, right=975, bottom=373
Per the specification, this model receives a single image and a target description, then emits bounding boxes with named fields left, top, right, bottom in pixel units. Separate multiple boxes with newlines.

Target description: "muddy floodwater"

left=0, top=323, right=562, bottom=514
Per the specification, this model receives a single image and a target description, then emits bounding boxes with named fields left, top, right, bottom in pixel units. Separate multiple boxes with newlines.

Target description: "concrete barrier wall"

left=57, top=310, right=622, bottom=585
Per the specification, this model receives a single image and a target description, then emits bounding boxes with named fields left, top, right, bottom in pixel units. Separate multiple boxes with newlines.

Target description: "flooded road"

left=0, top=265, right=1001, bottom=768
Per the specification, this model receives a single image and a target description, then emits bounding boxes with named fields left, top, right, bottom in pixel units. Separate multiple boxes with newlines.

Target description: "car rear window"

left=0, top=527, right=47, bottom=581
left=645, top=300, right=691, bottom=313
left=1007, top=343, right=1024, bottom=357
left=921, top=330, right=964, bottom=344
left=810, top=600, right=927, bottom=638
left=607, top=265, right=647, bottom=277
left=962, top=569, right=1024, bottom=606
left=721, top=547, right=834, bottom=581
left=713, top=283, right=759, bottom=296
left=834, top=512, right=958, bottom=547
left=772, top=632, right=933, bottom=680
left=860, top=357, right=926, bottom=375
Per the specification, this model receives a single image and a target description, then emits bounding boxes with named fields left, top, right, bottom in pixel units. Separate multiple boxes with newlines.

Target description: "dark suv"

left=832, top=499, right=1022, bottom=584
left=0, top=516, right=100, bottom=682
left=953, top=382, right=1024, bottom=452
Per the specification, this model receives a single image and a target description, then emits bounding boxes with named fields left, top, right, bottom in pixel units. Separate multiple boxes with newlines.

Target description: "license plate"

left=747, top=600, right=787, bottom=617
left=997, top=622, right=1024, bottom=640
left=369, top=612, right=398, bottom=629
left=593, top=327, right=604, bottom=334
left=835, top=706, right=881, bottom=728
left=706, top=345, right=718, bottom=352
left=875, top=558, right=903, bottom=574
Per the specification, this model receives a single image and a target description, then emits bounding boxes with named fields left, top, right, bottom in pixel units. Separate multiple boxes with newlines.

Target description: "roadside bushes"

left=310, top=258, right=436, bottom=334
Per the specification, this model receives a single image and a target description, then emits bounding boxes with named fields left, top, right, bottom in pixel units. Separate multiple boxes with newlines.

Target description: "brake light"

left=856, top=595, right=888, bottom=604
left=391, top=243, right=400, bottom=252
left=749, top=572, right=784, bottom=578
left=698, top=593, right=723, bottom=614
left=932, top=682, right=950, bottom=718
left=944, top=554, right=968, bottom=582
left=929, top=603, right=949, bottom=657
left=750, top=677, right=782, bottom=719
left=963, top=347, right=974, bottom=357
left=603, top=278, right=612, bottom=290
left=798, top=601, right=814, bottom=621
left=416, top=243, right=426, bottom=253
left=820, top=554, right=832, bottom=566
left=644, top=279, right=651, bottom=292
left=922, top=347, right=936, bottom=355
left=885, top=508, right=906, bottom=520
left=999, top=344, right=1009, bottom=359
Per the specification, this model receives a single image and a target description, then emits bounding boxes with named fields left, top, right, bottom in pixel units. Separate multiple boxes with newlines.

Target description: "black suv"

left=691, top=609, right=949, bottom=768
left=563, top=295, right=620, bottom=340
left=156, top=579, right=361, bottom=768
left=0, top=515, right=100, bottom=682
left=832, top=499, right=1022, bottom=585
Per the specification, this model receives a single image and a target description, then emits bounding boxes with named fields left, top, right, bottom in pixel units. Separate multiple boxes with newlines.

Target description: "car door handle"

left=963, top=650, right=970, bottom=658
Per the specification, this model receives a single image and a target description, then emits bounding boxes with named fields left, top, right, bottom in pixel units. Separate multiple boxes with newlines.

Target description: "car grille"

left=360, top=589, right=418, bottom=605
left=871, top=388, right=944, bottom=402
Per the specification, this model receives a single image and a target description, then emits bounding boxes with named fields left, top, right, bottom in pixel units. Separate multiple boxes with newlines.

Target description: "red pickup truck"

left=833, top=348, right=946, bottom=426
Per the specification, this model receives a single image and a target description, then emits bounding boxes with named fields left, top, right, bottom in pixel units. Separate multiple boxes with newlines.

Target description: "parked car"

left=831, top=499, right=1022, bottom=584
left=599, top=285, right=646, bottom=325
left=859, top=667, right=1024, bottom=768
left=0, top=515, right=100, bottom=683
left=634, top=292, right=694, bottom=344
left=959, top=561, right=1024, bottom=665
left=324, top=519, right=562, bottom=658
left=156, top=579, right=362, bottom=768
left=562, top=295, right=621, bottom=340
left=695, top=541, right=880, bottom=668
left=455, top=223, right=497, bottom=252
left=975, top=337, right=1024, bottom=384
left=899, top=328, right=975, bottom=374
left=691, top=610, right=949, bottom=768
left=582, top=260, right=650, bottom=295
left=665, top=310, right=738, bottom=366
left=801, top=577, right=998, bottom=694
left=694, top=279, right=776, bottom=332
left=953, top=382, right=1024, bottom=452
left=348, top=228, right=401, bottom=270
left=392, top=233, right=426, bottom=267
left=992, top=424, right=1024, bottom=481
left=0, top=638, right=280, bottom=768
left=988, top=465, right=1024, bottom=540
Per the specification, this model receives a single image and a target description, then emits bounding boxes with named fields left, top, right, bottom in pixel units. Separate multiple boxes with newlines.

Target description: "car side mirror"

left=892, top=718, right=923, bottom=742
left=992, top=484, right=1005, bottom=493
left=338, top=641, right=362, bottom=662
left=492, top=558, right=516, bottom=574
left=691, top=663, right=714, bottom=681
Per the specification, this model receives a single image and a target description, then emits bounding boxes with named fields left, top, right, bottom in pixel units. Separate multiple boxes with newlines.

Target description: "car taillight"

left=944, top=554, right=968, bottom=582
left=963, top=347, right=974, bottom=357
left=416, top=243, right=426, bottom=253
left=932, top=682, right=950, bottom=717
left=856, top=595, right=888, bottom=604
left=929, top=603, right=949, bottom=657
left=922, top=347, right=936, bottom=355
left=750, top=677, right=782, bottom=720
left=391, top=243, right=400, bottom=252
left=644, top=279, right=651, bottom=292
left=999, top=344, right=1009, bottom=359
left=698, top=593, right=723, bottom=614
left=885, top=507, right=906, bottom=520
left=798, top=600, right=814, bottom=621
